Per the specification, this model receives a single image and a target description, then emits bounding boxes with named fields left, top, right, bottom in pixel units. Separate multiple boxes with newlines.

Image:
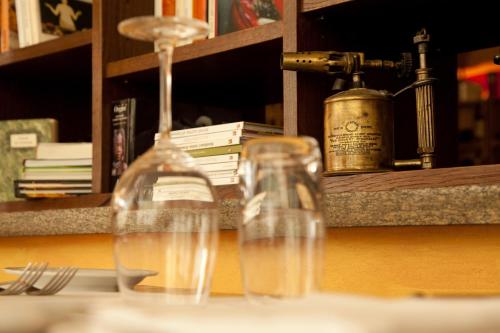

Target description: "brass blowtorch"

left=281, top=29, right=437, bottom=175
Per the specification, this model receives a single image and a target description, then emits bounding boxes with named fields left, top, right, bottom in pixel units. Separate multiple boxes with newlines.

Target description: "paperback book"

left=111, top=98, right=135, bottom=179
left=0, top=118, right=58, bottom=202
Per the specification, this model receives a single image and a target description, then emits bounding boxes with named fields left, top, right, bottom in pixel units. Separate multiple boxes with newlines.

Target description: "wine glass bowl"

left=112, top=16, right=218, bottom=305
left=118, top=16, right=209, bottom=43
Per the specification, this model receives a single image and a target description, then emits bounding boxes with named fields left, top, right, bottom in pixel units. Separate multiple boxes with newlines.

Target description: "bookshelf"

left=1, top=0, right=500, bottom=212
left=0, top=30, right=91, bottom=68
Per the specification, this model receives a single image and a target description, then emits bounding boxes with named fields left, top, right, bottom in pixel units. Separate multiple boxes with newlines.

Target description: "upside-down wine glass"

left=111, top=16, right=219, bottom=305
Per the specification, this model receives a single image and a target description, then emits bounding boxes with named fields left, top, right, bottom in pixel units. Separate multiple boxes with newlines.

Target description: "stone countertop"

left=1, top=184, right=499, bottom=237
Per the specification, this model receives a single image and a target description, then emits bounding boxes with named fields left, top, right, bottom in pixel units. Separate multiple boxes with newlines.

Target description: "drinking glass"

left=238, top=136, right=326, bottom=302
left=111, top=16, right=218, bottom=305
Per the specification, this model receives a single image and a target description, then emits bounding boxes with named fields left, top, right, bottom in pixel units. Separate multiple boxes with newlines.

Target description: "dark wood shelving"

left=0, top=30, right=92, bottom=69
left=301, top=0, right=354, bottom=12
left=105, top=21, right=283, bottom=79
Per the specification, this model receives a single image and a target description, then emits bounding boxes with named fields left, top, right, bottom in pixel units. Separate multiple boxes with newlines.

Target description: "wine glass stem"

left=157, top=41, right=174, bottom=137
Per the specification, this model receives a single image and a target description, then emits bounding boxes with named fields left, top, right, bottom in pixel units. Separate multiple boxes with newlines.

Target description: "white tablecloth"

left=3, top=293, right=500, bottom=333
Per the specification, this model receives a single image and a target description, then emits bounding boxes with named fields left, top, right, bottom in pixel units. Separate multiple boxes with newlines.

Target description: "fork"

left=25, top=266, right=79, bottom=296
left=0, top=262, right=48, bottom=295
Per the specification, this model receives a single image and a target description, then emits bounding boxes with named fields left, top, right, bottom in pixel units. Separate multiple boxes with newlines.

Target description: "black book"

left=111, top=98, right=136, bottom=180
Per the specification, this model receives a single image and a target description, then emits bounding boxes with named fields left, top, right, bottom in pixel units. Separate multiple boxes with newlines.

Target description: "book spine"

left=211, top=176, right=238, bottom=186
left=171, top=129, right=243, bottom=145
left=199, top=161, right=238, bottom=172
left=154, top=0, right=161, bottom=16
left=205, top=169, right=238, bottom=178
left=111, top=99, right=135, bottom=178
left=1, top=0, right=9, bottom=51
left=171, top=121, right=244, bottom=138
left=22, top=173, right=92, bottom=180
left=28, top=0, right=38, bottom=44
left=175, top=0, right=192, bottom=18
left=208, top=0, right=216, bottom=38
left=193, top=0, right=206, bottom=21
left=194, top=153, right=239, bottom=165
left=129, top=98, right=136, bottom=164
left=162, top=0, right=176, bottom=16
left=14, top=0, right=25, bottom=47
left=178, top=135, right=244, bottom=151
left=187, top=144, right=243, bottom=157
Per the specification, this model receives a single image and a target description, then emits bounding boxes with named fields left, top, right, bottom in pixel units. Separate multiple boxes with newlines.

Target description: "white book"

left=36, top=143, right=92, bottom=159
left=178, top=136, right=245, bottom=151
left=206, top=169, right=238, bottom=179
left=208, top=0, right=216, bottom=38
left=171, top=121, right=283, bottom=138
left=171, top=129, right=244, bottom=145
left=175, top=0, right=192, bottom=18
left=154, top=0, right=162, bottom=16
left=211, top=176, right=239, bottom=186
left=24, top=158, right=92, bottom=167
left=15, top=0, right=29, bottom=47
left=175, top=0, right=193, bottom=46
left=194, top=153, right=239, bottom=165
left=23, top=167, right=92, bottom=173
left=22, top=173, right=92, bottom=180
left=199, top=161, right=238, bottom=172
left=17, top=182, right=91, bottom=189
left=20, top=189, right=92, bottom=194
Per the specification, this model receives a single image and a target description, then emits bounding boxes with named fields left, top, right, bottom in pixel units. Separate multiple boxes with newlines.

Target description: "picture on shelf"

left=218, top=0, right=283, bottom=36
left=112, top=128, right=128, bottom=177
left=39, top=0, right=91, bottom=37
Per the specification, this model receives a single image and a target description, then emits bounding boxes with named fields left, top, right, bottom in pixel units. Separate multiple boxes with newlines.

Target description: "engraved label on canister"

left=324, top=96, right=393, bottom=173
left=329, top=120, right=382, bottom=156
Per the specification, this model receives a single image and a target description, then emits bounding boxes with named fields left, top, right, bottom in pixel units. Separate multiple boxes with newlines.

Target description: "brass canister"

left=324, top=88, right=394, bottom=174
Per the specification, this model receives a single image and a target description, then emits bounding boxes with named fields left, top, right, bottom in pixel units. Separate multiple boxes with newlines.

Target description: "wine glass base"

left=118, top=16, right=210, bottom=43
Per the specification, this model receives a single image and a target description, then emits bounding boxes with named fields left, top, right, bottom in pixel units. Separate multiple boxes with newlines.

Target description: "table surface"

left=3, top=292, right=500, bottom=333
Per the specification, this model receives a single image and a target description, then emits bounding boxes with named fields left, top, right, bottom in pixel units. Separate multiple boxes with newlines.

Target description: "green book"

left=0, top=119, right=58, bottom=202
left=187, top=144, right=243, bottom=158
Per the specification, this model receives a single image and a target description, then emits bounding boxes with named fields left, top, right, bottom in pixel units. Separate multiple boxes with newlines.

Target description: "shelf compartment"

left=0, top=30, right=92, bottom=69
left=105, top=21, right=283, bottom=79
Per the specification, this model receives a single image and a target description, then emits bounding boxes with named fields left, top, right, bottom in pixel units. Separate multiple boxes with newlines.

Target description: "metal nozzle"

left=281, top=51, right=412, bottom=77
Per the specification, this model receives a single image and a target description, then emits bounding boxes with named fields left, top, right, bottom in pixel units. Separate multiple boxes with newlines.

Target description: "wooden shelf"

left=301, top=0, right=354, bottom=12
left=105, top=22, right=283, bottom=79
left=0, top=193, right=111, bottom=214
left=219, top=165, right=500, bottom=197
left=0, top=30, right=92, bottom=68
left=323, top=164, right=500, bottom=193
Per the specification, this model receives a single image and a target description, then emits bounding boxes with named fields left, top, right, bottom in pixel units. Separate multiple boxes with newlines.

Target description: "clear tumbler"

left=238, top=136, right=326, bottom=302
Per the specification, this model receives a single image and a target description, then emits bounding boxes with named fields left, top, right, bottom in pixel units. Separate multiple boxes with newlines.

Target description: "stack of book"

left=14, top=142, right=92, bottom=198
left=156, top=121, right=283, bottom=186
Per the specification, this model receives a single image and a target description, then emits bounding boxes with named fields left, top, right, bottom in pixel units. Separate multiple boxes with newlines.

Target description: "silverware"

left=25, top=266, right=79, bottom=296
left=0, top=262, right=48, bottom=295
